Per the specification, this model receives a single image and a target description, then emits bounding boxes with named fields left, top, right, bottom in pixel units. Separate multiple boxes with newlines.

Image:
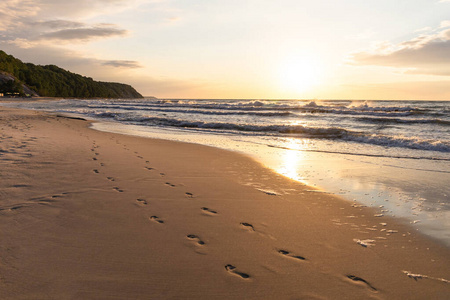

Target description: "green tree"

left=0, top=50, right=143, bottom=98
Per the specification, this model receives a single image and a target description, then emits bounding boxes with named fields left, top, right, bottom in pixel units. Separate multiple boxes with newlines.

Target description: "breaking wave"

left=91, top=112, right=450, bottom=153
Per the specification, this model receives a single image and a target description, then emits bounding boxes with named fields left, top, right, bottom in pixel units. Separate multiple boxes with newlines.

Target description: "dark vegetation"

left=0, top=50, right=143, bottom=98
left=0, top=76, right=24, bottom=96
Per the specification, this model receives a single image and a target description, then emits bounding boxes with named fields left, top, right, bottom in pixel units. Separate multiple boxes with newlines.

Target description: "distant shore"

left=1, top=105, right=449, bottom=299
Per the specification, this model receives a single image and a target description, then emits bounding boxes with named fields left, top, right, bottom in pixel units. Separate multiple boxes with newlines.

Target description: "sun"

left=277, top=57, right=322, bottom=94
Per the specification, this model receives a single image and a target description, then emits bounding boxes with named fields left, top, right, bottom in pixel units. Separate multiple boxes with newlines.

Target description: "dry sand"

left=1, top=106, right=449, bottom=299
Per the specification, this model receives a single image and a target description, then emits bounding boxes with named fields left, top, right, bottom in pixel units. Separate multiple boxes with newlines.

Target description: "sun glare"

left=276, top=139, right=308, bottom=184
left=277, top=57, right=322, bottom=94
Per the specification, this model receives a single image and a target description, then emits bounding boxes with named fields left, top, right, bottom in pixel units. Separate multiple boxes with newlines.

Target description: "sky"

left=1, top=0, right=450, bottom=100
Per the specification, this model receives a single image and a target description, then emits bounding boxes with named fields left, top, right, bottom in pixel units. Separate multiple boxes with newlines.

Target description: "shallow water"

left=92, top=121, right=450, bottom=246
left=2, top=98, right=449, bottom=245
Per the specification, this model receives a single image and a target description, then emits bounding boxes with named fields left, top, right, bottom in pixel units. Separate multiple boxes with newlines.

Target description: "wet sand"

left=1, top=106, right=449, bottom=299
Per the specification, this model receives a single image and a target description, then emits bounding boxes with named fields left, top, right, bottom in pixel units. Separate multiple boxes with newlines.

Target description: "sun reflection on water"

left=276, top=138, right=308, bottom=185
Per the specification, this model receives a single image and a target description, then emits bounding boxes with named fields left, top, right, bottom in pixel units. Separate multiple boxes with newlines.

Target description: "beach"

left=5, top=98, right=449, bottom=245
left=1, top=105, right=449, bottom=299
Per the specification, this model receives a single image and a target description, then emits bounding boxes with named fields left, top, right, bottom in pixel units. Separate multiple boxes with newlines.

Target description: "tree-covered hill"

left=0, top=50, right=143, bottom=98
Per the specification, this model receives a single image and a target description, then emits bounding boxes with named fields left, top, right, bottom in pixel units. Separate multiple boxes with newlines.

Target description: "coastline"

left=1, top=106, right=449, bottom=299
left=91, top=121, right=450, bottom=246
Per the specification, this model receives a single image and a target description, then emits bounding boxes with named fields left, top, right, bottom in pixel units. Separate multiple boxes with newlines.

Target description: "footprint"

left=149, top=216, right=164, bottom=224
left=107, top=177, right=115, bottom=182
left=258, top=189, right=277, bottom=196
left=10, top=205, right=25, bottom=211
left=187, top=234, right=205, bottom=245
left=240, top=222, right=255, bottom=231
left=11, top=184, right=29, bottom=188
left=0, top=204, right=26, bottom=212
left=136, top=198, right=148, bottom=205
left=165, top=182, right=176, bottom=187
left=137, top=155, right=143, bottom=159
left=201, top=207, right=217, bottom=215
left=185, top=192, right=194, bottom=198
left=92, top=157, right=97, bottom=161
left=51, top=194, right=67, bottom=198
left=278, top=249, right=306, bottom=261
left=32, top=195, right=57, bottom=203
left=145, top=167, right=154, bottom=171
left=93, top=169, right=99, bottom=174
left=160, top=173, right=165, bottom=177
left=346, top=275, right=377, bottom=291
left=113, top=187, right=124, bottom=192
left=225, top=264, right=250, bottom=279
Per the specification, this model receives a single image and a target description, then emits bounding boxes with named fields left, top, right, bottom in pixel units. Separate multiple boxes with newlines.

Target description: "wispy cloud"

left=30, top=20, right=86, bottom=29
left=349, top=22, right=450, bottom=76
left=0, top=0, right=145, bottom=76
left=0, top=0, right=141, bottom=46
left=4, top=23, right=129, bottom=48
left=40, top=26, right=128, bottom=42
left=102, top=60, right=142, bottom=68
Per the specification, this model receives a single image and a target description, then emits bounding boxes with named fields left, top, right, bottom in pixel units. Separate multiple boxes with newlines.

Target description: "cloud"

left=40, top=26, right=128, bottom=42
left=30, top=20, right=86, bottom=29
left=2, top=22, right=128, bottom=47
left=19, top=0, right=146, bottom=20
left=350, top=23, right=450, bottom=76
left=0, top=0, right=142, bottom=76
left=0, top=0, right=38, bottom=30
left=102, top=60, right=142, bottom=68
left=0, top=0, right=141, bottom=46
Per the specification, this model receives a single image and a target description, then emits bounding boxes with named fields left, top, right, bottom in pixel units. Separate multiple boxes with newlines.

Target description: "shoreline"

left=91, top=121, right=450, bottom=246
left=1, top=97, right=449, bottom=246
left=1, top=106, right=449, bottom=298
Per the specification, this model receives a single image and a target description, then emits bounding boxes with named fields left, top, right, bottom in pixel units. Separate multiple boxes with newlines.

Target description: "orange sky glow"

left=1, top=0, right=449, bottom=100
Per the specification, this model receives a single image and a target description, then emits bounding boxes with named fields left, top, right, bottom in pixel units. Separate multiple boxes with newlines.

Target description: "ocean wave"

left=355, top=116, right=450, bottom=126
left=148, top=107, right=292, bottom=117
left=85, top=100, right=431, bottom=119
left=92, top=112, right=347, bottom=137
left=86, top=104, right=292, bottom=117
left=91, top=112, right=450, bottom=152
left=116, top=100, right=428, bottom=118
left=343, top=134, right=450, bottom=153
left=350, top=102, right=418, bottom=112
left=149, top=117, right=450, bottom=152
left=138, top=116, right=348, bottom=137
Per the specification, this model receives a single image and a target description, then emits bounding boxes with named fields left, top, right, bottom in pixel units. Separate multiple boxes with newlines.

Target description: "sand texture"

left=1, top=106, right=449, bottom=299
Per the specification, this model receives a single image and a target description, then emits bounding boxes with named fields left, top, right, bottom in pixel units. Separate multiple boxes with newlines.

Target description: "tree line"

left=0, top=50, right=143, bottom=98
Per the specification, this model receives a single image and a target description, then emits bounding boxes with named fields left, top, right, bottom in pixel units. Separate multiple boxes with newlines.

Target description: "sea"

left=2, top=99, right=449, bottom=246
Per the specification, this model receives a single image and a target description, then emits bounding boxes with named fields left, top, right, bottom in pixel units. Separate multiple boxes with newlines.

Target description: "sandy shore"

left=1, top=106, right=449, bottom=299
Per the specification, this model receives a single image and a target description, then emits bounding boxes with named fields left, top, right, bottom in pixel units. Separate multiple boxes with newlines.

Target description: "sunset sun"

left=278, top=57, right=322, bottom=94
